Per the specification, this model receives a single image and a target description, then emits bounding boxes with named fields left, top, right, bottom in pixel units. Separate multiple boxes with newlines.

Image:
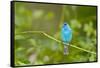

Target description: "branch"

left=16, top=31, right=96, bottom=55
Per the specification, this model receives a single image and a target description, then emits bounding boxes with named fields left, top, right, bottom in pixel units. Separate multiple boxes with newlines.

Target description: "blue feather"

left=61, top=23, right=72, bottom=43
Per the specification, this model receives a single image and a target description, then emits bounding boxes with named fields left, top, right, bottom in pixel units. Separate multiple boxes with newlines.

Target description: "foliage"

left=14, top=2, right=97, bottom=66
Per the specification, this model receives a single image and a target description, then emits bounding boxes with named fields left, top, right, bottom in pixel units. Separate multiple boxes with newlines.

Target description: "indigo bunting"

left=61, top=23, right=72, bottom=55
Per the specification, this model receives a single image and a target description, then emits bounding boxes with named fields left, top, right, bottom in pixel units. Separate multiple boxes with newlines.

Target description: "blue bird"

left=61, top=22, right=72, bottom=55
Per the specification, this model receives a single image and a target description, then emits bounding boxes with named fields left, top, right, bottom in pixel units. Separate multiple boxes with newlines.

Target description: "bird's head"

left=64, top=23, right=67, bottom=26
left=63, top=22, right=71, bottom=30
left=63, top=23, right=68, bottom=30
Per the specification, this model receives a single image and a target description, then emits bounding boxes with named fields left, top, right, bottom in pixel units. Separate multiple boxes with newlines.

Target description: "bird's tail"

left=64, top=45, right=69, bottom=55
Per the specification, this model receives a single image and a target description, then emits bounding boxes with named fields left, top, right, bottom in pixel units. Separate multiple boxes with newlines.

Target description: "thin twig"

left=16, top=31, right=96, bottom=55
left=59, top=5, right=65, bottom=28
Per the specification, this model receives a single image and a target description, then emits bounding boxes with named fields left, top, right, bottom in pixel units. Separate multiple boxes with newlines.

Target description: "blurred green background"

left=14, top=2, right=97, bottom=66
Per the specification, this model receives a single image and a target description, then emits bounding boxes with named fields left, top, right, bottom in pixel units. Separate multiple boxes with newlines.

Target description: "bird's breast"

left=61, top=30, right=72, bottom=43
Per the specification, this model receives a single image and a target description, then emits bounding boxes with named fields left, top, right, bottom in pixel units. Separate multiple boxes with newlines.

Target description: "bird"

left=61, top=22, right=72, bottom=55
